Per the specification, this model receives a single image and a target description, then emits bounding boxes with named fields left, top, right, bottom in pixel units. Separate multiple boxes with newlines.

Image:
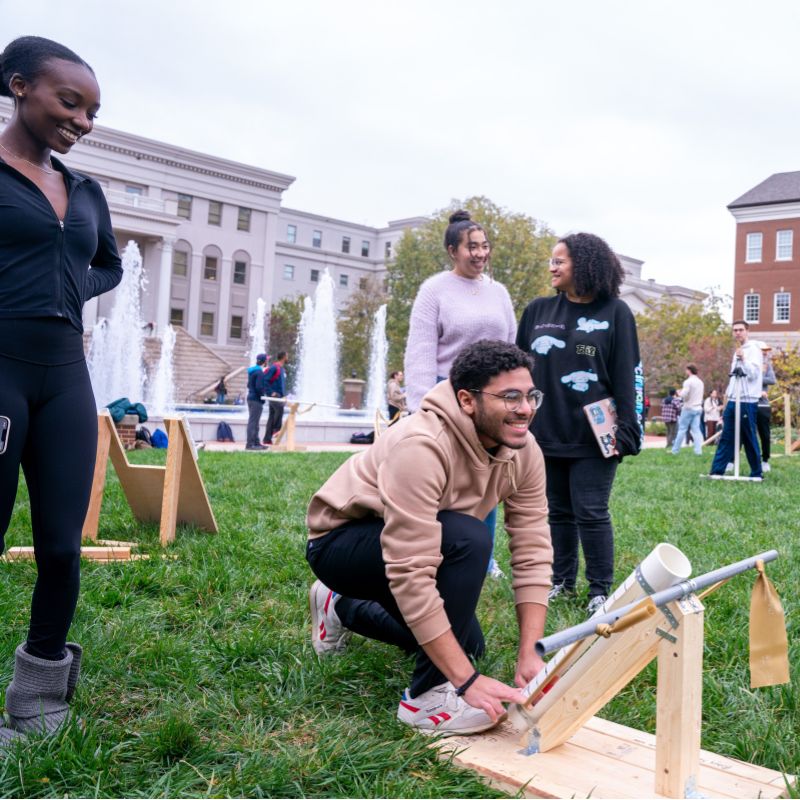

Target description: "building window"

left=204, top=256, right=218, bottom=281
left=208, top=200, right=222, bottom=226
left=361, top=240, right=370, bottom=257
left=339, top=273, right=349, bottom=288
left=172, top=250, right=188, bottom=277
left=233, top=260, right=247, bottom=285
left=342, top=236, right=351, bottom=254
left=284, top=264, right=295, bottom=280
left=310, top=269, right=319, bottom=282
left=312, top=230, right=322, bottom=248
left=745, top=232, right=762, bottom=262
left=359, top=277, right=368, bottom=290
left=230, top=315, right=244, bottom=339
left=287, top=224, right=297, bottom=243
left=200, top=312, right=215, bottom=337
left=125, top=184, right=144, bottom=196
left=774, top=292, right=791, bottom=323
left=170, top=308, right=184, bottom=327
left=385, top=241, right=392, bottom=258
left=237, top=207, right=251, bottom=232
left=177, top=194, right=193, bottom=220
left=744, top=293, right=760, bottom=323
left=776, top=230, right=793, bottom=260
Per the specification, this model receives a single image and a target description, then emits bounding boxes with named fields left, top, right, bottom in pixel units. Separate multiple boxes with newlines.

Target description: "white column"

left=259, top=210, right=279, bottom=310
left=216, top=256, right=232, bottom=346
left=155, top=236, right=175, bottom=334
left=186, top=252, right=202, bottom=337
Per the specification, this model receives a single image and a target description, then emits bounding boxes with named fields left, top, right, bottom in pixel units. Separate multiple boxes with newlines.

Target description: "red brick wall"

left=733, top=218, right=800, bottom=331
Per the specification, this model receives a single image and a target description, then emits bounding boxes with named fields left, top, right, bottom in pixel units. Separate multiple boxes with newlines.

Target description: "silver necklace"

left=0, top=141, right=54, bottom=175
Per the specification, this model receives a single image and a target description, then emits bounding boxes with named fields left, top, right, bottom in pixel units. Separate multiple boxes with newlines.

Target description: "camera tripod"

left=709, top=363, right=763, bottom=482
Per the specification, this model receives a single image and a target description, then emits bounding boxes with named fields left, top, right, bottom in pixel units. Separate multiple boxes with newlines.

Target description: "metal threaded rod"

left=535, top=550, right=779, bottom=656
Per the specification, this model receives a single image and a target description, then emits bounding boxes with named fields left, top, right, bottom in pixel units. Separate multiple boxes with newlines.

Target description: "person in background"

left=246, top=353, right=267, bottom=450
left=756, top=343, right=776, bottom=473
left=516, top=232, right=643, bottom=617
left=263, top=351, right=288, bottom=445
left=0, top=36, right=122, bottom=743
left=215, top=375, right=227, bottom=405
left=671, top=364, right=704, bottom=455
left=661, top=388, right=681, bottom=449
left=404, top=210, right=516, bottom=579
left=386, top=370, right=407, bottom=422
left=708, top=320, right=763, bottom=479
left=703, top=389, right=722, bottom=440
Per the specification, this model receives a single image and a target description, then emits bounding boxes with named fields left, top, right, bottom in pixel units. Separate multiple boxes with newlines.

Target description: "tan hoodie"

left=307, top=379, right=552, bottom=645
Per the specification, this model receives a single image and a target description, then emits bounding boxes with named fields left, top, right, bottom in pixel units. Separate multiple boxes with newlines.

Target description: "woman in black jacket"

left=516, top=233, right=643, bottom=617
left=0, top=36, right=122, bottom=744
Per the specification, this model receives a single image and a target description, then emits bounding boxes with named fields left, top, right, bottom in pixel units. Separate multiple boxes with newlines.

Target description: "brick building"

left=729, top=172, right=800, bottom=348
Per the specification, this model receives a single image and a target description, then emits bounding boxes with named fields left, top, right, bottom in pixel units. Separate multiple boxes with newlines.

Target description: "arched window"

left=202, top=244, right=223, bottom=282
left=232, top=250, right=250, bottom=286
left=172, top=240, right=192, bottom=278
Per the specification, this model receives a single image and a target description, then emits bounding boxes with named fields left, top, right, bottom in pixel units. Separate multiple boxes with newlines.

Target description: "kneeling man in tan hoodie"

left=306, top=339, right=552, bottom=737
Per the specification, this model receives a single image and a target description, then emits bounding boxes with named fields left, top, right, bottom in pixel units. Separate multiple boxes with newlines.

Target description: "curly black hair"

left=559, top=232, right=625, bottom=301
left=450, top=339, right=533, bottom=395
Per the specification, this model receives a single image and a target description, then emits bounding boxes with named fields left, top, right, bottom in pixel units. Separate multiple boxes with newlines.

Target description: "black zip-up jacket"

left=0, top=155, right=122, bottom=333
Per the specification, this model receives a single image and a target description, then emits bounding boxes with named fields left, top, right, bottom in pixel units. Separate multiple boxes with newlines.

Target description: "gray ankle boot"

left=5, top=644, right=73, bottom=734
left=64, top=642, right=82, bottom=702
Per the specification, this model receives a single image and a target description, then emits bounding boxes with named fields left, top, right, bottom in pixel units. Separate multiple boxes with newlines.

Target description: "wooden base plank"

left=434, top=716, right=792, bottom=799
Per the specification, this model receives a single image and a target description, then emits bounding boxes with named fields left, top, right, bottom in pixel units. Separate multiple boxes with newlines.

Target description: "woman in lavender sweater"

left=404, top=211, right=516, bottom=411
left=404, top=210, right=516, bottom=577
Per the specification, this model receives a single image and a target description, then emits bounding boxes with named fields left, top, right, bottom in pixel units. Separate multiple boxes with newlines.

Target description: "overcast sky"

left=5, top=0, right=799, bottom=302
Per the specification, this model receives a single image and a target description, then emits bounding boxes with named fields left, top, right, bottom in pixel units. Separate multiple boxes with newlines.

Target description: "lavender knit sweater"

left=404, top=271, right=516, bottom=411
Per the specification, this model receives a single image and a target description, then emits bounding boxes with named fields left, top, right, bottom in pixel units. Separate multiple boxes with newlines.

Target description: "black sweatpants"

left=0, top=354, right=97, bottom=659
left=306, top=511, right=491, bottom=698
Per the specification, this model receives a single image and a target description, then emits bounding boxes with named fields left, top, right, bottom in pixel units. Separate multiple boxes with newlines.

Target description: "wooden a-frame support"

left=435, top=594, right=792, bottom=798
left=82, top=413, right=218, bottom=546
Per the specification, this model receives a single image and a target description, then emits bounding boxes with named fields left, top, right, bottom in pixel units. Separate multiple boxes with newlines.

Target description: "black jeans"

left=544, top=456, right=618, bottom=598
left=306, top=511, right=491, bottom=697
left=0, top=355, right=96, bottom=659
left=264, top=398, right=284, bottom=443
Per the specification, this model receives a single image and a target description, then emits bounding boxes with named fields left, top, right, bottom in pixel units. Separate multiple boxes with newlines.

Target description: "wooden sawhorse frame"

left=82, top=413, right=218, bottom=546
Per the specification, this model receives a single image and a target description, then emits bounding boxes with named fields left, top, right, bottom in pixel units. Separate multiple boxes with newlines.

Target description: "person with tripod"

left=708, top=321, right=763, bottom=479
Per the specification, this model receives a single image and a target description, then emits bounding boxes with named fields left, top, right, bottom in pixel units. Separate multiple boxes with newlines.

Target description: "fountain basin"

left=154, top=406, right=377, bottom=445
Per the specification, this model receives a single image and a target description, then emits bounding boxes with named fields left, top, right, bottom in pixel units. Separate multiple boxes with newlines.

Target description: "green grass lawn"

left=0, top=447, right=797, bottom=798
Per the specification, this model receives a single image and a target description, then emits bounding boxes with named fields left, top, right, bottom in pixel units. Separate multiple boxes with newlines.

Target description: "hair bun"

left=449, top=210, right=471, bottom=224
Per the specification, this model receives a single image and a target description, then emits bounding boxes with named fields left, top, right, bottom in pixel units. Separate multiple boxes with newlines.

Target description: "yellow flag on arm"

left=749, top=560, right=790, bottom=689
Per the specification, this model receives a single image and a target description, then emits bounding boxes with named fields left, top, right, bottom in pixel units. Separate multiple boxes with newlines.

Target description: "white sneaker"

left=725, top=462, right=734, bottom=474
left=762, top=462, right=771, bottom=473
left=487, top=559, right=505, bottom=579
left=397, top=682, right=500, bottom=736
left=309, top=580, right=351, bottom=655
left=586, top=595, right=608, bottom=617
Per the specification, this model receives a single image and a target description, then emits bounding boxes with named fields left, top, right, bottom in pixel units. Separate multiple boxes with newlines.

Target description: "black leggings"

left=306, top=511, right=491, bottom=697
left=0, top=354, right=97, bottom=659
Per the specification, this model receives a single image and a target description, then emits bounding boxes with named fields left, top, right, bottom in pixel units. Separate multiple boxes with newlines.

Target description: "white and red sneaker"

left=309, top=580, right=351, bottom=655
left=396, top=682, right=500, bottom=736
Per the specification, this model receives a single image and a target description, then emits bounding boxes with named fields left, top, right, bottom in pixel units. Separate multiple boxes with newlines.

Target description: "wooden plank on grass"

left=433, top=716, right=792, bottom=798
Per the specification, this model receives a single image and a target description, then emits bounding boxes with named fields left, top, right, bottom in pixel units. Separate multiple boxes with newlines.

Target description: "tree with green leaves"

left=337, top=277, right=389, bottom=385
left=267, top=295, right=304, bottom=392
left=636, top=297, right=731, bottom=397
left=385, top=196, right=556, bottom=369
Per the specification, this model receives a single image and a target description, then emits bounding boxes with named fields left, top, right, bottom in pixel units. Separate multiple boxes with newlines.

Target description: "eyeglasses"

left=549, top=257, right=568, bottom=267
left=469, top=388, right=544, bottom=412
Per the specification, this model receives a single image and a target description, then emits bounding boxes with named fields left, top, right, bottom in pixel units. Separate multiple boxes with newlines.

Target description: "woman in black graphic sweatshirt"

left=516, top=233, right=643, bottom=617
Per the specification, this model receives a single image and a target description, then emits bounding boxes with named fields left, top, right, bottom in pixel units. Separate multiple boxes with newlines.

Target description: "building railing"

left=102, top=188, right=173, bottom=214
